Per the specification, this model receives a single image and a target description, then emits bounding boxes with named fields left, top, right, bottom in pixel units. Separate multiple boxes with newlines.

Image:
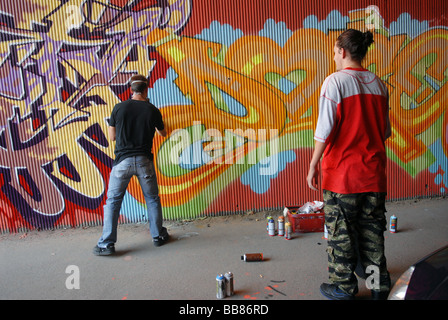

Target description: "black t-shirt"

left=109, top=99, right=164, bottom=165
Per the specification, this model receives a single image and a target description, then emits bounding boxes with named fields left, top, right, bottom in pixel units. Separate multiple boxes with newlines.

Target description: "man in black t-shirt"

left=94, top=74, right=169, bottom=256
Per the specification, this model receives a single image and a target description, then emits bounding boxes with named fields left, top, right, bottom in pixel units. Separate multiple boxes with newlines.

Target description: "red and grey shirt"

left=314, top=67, right=391, bottom=194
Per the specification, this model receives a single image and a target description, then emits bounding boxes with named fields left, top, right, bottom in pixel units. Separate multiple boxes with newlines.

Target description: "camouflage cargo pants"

left=323, top=190, right=391, bottom=295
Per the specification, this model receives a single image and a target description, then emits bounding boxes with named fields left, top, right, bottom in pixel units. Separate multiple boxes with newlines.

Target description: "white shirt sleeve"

left=314, top=75, right=340, bottom=143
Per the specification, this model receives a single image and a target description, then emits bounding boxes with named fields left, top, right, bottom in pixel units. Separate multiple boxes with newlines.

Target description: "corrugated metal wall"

left=0, top=0, right=447, bottom=233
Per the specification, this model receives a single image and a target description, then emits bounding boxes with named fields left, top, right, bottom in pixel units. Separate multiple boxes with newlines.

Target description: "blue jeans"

left=97, top=156, right=167, bottom=247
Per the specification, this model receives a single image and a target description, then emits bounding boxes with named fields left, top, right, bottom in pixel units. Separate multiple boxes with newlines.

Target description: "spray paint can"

left=268, top=218, right=275, bottom=236
left=278, top=216, right=285, bottom=236
left=389, top=215, right=397, bottom=233
left=216, top=274, right=226, bottom=299
left=241, top=253, right=263, bottom=262
left=224, top=272, right=234, bottom=296
left=266, top=216, right=273, bottom=232
left=285, top=222, right=292, bottom=240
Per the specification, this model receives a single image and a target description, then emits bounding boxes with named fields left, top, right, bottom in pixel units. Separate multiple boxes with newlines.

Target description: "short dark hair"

left=336, top=29, right=374, bottom=62
left=130, top=74, right=148, bottom=93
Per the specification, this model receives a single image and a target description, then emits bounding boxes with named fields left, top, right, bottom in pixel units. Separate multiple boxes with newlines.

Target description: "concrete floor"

left=1, top=197, right=447, bottom=302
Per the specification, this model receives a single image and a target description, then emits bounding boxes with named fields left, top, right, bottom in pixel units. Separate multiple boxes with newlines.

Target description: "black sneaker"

left=153, top=233, right=170, bottom=247
left=320, top=283, right=356, bottom=300
left=93, top=243, right=115, bottom=256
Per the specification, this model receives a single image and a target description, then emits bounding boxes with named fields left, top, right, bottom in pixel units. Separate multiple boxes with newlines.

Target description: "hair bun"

left=363, top=31, right=374, bottom=47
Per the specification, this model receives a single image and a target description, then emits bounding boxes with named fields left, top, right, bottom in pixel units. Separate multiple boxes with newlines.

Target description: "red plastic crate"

left=285, top=206, right=325, bottom=233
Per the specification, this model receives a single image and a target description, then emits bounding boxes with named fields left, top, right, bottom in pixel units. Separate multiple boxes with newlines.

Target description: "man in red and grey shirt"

left=307, top=29, right=392, bottom=300
left=313, top=66, right=391, bottom=193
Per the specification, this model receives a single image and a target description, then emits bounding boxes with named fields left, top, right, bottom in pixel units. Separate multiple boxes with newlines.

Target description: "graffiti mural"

left=0, top=0, right=447, bottom=232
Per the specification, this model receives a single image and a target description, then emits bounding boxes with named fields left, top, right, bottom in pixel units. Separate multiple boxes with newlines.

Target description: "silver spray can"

left=268, top=218, right=275, bottom=236
left=224, top=272, right=234, bottom=296
left=285, top=222, right=292, bottom=240
left=389, top=215, right=397, bottom=233
left=266, top=216, right=273, bottom=232
left=216, top=274, right=226, bottom=299
left=278, top=216, right=285, bottom=236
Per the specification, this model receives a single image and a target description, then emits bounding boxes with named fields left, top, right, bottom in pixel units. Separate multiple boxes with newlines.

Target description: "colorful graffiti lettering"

left=0, top=0, right=191, bottom=231
left=0, top=0, right=447, bottom=233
